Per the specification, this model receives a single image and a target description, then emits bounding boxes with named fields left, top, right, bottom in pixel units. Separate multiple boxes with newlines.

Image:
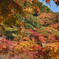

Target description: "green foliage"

left=4, top=26, right=20, bottom=40
left=39, top=27, right=59, bottom=37
left=15, top=13, right=22, bottom=21
left=4, top=30, right=14, bottom=40
left=24, top=14, right=39, bottom=29
left=25, top=23, right=36, bottom=29
left=54, top=19, right=59, bottom=24
left=0, top=27, right=4, bottom=36
left=54, top=13, right=59, bottom=24
left=3, top=15, right=17, bottom=26
left=37, top=1, right=53, bottom=13
left=15, top=14, right=39, bottom=29
left=41, top=5, right=50, bottom=13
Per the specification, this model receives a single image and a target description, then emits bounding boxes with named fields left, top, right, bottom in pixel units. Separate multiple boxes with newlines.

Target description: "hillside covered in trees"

left=0, top=0, right=59, bottom=59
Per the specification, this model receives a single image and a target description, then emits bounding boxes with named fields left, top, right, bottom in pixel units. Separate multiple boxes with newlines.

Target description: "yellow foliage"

left=0, top=22, right=5, bottom=34
left=14, top=37, right=38, bottom=52
left=23, top=8, right=33, bottom=13
left=42, top=42, right=59, bottom=59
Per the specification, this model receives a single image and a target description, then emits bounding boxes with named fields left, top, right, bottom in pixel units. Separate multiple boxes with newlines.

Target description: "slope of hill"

left=0, top=0, right=59, bottom=59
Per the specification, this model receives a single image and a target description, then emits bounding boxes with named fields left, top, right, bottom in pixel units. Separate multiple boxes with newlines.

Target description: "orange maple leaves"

left=42, top=42, right=59, bottom=59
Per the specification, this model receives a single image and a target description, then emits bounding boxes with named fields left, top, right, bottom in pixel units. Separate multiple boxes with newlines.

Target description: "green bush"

left=25, top=23, right=36, bottom=30
left=24, top=14, right=39, bottom=29
left=37, top=1, right=53, bottom=13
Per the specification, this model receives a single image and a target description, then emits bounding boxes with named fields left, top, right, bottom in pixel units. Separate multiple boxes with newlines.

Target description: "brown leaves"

left=54, top=0, right=59, bottom=6
left=43, top=0, right=59, bottom=6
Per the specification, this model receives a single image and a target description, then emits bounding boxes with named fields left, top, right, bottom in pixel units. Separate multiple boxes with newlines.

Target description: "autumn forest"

left=0, top=0, right=59, bottom=59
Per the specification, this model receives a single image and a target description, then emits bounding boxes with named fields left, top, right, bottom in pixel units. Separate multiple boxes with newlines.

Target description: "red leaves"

left=15, top=0, right=20, bottom=5
left=22, top=1, right=25, bottom=3
left=0, top=38, right=15, bottom=53
left=31, top=30, right=46, bottom=43
left=26, top=15, right=29, bottom=18
left=31, top=45, right=42, bottom=51
left=32, top=6, right=40, bottom=15
left=33, top=0, right=38, bottom=5
left=32, top=32, right=41, bottom=36
left=2, top=35, right=6, bottom=38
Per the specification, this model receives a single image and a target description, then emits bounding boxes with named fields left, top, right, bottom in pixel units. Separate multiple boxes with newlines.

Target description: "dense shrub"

left=25, top=14, right=39, bottom=29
